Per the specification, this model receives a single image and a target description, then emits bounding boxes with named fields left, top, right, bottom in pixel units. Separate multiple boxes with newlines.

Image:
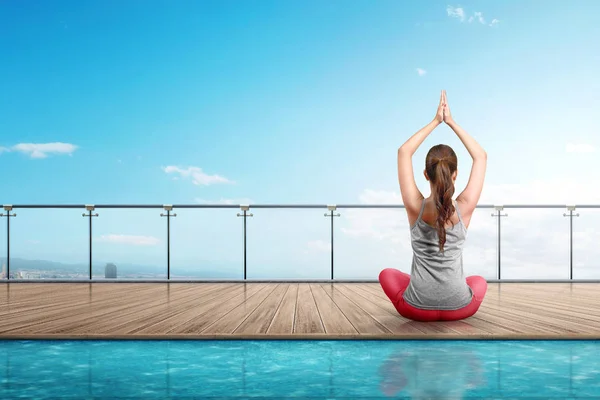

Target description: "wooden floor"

left=0, top=282, right=599, bottom=339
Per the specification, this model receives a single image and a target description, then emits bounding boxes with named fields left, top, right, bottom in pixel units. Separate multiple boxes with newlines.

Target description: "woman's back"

left=402, top=198, right=473, bottom=310
left=417, top=198, right=460, bottom=228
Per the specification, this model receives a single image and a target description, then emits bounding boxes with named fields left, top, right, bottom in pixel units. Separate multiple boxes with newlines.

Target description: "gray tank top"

left=402, top=199, right=473, bottom=310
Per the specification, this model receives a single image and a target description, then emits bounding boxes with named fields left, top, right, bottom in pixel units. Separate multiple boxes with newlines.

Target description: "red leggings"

left=378, top=268, right=488, bottom=322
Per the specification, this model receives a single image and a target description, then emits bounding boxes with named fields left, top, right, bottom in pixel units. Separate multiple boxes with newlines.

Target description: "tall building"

left=1, top=262, right=6, bottom=279
left=105, top=263, right=117, bottom=279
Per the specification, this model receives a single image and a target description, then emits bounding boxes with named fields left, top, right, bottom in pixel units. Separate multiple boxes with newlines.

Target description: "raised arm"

left=397, top=91, right=445, bottom=216
left=443, top=93, right=487, bottom=219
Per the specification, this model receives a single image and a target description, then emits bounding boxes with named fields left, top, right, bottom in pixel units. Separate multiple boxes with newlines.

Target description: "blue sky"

left=1, top=1, right=600, bottom=279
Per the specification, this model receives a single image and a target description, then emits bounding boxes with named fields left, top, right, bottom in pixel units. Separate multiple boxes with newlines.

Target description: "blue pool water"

left=1, top=340, right=599, bottom=399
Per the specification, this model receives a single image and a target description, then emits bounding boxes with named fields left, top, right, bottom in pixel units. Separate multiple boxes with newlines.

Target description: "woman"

left=379, top=90, right=488, bottom=322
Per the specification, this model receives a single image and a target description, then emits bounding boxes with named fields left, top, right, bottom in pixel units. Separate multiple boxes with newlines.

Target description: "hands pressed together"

left=434, top=90, right=453, bottom=125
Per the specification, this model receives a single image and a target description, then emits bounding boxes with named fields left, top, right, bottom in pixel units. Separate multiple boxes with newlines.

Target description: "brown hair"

left=425, top=144, right=458, bottom=252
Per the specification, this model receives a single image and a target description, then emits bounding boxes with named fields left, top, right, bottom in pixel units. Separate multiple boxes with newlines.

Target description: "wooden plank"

left=167, top=283, right=269, bottom=334
left=70, top=283, right=238, bottom=334
left=310, top=284, right=357, bottom=334
left=0, top=283, right=156, bottom=318
left=266, top=283, right=298, bottom=334
left=201, top=284, right=278, bottom=334
left=481, top=299, right=597, bottom=334
left=235, top=284, right=290, bottom=334
left=0, top=284, right=163, bottom=333
left=293, top=283, right=325, bottom=333
left=317, top=283, right=389, bottom=334
left=7, top=284, right=206, bottom=334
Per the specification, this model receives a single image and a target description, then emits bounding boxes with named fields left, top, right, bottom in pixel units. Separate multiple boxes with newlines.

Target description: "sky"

left=1, top=0, right=600, bottom=280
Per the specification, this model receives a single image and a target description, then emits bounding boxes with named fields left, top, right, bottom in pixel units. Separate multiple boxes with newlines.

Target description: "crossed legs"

left=379, top=268, right=487, bottom=322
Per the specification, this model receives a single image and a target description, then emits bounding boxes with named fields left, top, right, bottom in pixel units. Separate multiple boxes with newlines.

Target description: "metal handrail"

left=3, top=203, right=600, bottom=208
left=0, top=203, right=596, bottom=282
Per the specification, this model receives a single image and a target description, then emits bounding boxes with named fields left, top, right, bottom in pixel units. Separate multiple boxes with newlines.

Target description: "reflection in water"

left=378, top=344, right=485, bottom=399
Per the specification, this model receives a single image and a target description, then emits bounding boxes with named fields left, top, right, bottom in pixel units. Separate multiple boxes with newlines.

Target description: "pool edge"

left=1, top=334, right=599, bottom=340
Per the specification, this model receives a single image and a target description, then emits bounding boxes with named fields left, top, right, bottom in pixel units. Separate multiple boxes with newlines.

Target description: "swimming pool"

left=0, top=340, right=598, bottom=398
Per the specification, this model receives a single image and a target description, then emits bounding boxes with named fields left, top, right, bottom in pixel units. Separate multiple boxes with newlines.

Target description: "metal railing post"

left=0, top=205, right=16, bottom=280
left=82, top=205, right=98, bottom=280
left=325, top=205, right=340, bottom=280
left=492, top=205, right=508, bottom=280
left=237, top=205, right=253, bottom=280
left=563, top=205, right=579, bottom=280
left=161, top=205, right=177, bottom=280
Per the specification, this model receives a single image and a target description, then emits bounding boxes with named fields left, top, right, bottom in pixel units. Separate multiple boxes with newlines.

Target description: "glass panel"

left=573, top=208, right=600, bottom=279
left=246, top=209, right=330, bottom=279
left=0, top=214, right=6, bottom=280
left=335, top=207, right=496, bottom=280
left=335, top=207, right=409, bottom=280
left=92, top=209, right=166, bottom=280
left=170, top=208, right=242, bottom=280
left=10, top=209, right=88, bottom=279
left=501, top=208, right=569, bottom=279
left=464, top=207, right=498, bottom=280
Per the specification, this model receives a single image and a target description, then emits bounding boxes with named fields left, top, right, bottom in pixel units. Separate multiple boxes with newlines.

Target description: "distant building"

left=1, top=262, right=6, bottom=279
left=105, top=263, right=117, bottom=279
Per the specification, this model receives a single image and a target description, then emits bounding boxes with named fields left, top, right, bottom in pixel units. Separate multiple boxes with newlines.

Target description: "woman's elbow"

left=398, top=146, right=411, bottom=157
left=475, top=151, right=487, bottom=161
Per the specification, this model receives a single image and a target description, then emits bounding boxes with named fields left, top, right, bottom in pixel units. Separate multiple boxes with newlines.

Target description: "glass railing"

left=0, top=203, right=597, bottom=282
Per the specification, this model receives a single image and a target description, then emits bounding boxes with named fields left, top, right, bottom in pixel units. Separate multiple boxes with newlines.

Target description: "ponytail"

left=432, top=160, right=456, bottom=253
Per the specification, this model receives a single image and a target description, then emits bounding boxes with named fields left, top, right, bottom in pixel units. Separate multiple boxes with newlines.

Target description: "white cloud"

left=566, top=143, right=595, bottom=153
left=195, top=197, right=254, bottom=205
left=96, top=234, right=160, bottom=246
left=163, top=166, right=233, bottom=186
left=0, top=146, right=9, bottom=154
left=416, top=68, right=427, bottom=76
left=472, top=11, right=485, bottom=24
left=446, top=5, right=465, bottom=22
left=449, top=6, right=498, bottom=27
left=10, top=142, right=77, bottom=158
